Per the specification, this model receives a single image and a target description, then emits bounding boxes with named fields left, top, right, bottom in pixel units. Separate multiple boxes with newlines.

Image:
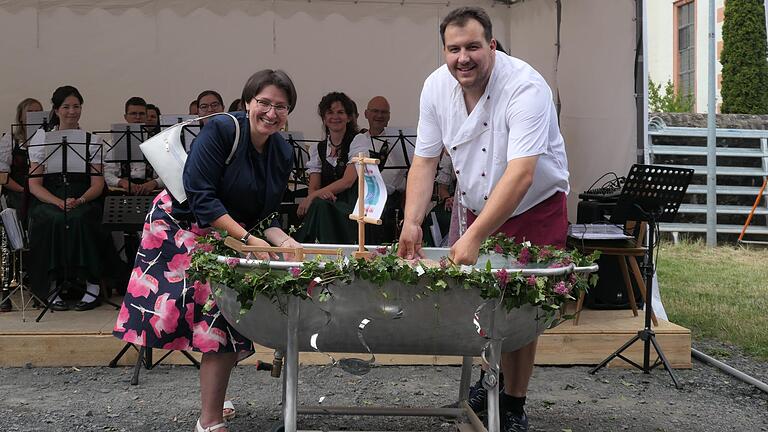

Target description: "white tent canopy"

left=0, top=0, right=639, bottom=216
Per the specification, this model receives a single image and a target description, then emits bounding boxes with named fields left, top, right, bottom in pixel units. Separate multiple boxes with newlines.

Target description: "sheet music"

left=568, top=223, right=632, bottom=240
left=25, top=111, right=50, bottom=143
left=1, top=208, right=26, bottom=250
left=36, top=130, right=103, bottom=174
left=160, top=114, right=199, bottom=151
left=109, top=123, right=145, bottom=162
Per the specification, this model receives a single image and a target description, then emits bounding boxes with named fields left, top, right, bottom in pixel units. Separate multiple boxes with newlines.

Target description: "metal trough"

left=213, top=245, right=598, bottom=432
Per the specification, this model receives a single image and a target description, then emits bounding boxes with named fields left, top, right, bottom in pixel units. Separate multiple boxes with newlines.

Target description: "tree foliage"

left=720, top=0, right=768, bottom=114
left=648, top=78, right=694, bottom=112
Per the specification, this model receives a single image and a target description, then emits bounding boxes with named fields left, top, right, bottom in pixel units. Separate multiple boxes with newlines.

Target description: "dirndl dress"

left=113, top=190, right=253, bottom=354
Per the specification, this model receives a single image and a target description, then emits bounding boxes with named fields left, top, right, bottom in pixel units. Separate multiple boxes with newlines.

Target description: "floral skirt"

left=112, top=190, right=253, bottom=354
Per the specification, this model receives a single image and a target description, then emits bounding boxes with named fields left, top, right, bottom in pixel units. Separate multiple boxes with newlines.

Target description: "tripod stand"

left=590, top=164, right=693, bottom=388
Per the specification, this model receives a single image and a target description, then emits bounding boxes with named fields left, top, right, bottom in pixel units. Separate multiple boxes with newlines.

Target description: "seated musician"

left=104, top=97, right=163, bottom=195
left=294, top=92, right=368, bottom=244
left=349, top=96, right=407, bottom=244
left=145, top=103, right=161, bottom=137
left=27, top=85, right=108, bottom=311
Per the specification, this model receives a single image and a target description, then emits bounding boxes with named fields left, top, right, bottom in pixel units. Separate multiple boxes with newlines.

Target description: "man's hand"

left=449, top=232, right=482, bottom=265
left=397, top=221, right=424, bottom=260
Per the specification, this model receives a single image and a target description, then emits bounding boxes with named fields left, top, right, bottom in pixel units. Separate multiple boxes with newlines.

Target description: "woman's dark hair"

left=48, top=85, right=83, bottom=130
left=228, top=99, right=243, bottom=112
left=439, top=6, right=493, bottom=45
left=146, top=103, right=161, bottom=117
left=196, top=90, right=224, bottom=106
left=317, top=92, right=359, bottom=135
left=13, top=98, right=42, bottom=142
left=241, top=69, right=297, bottom=114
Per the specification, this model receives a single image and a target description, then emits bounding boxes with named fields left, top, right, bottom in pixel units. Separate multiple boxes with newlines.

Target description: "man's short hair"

left=124, top=96, right=147, bottom=114
left=439, top=6, right=493, bottom=45
left=146, top=103, right=161, bottom=116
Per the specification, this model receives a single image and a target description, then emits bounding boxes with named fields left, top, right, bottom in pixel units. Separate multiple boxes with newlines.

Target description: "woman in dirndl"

left=113, top=70, right=301, bottom=432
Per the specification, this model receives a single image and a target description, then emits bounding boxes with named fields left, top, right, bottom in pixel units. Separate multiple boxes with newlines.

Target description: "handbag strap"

left=177, top=112, right=240, bottom=165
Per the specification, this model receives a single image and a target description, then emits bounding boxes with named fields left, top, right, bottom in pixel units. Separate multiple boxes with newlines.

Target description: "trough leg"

left=486, top=339, right=502, bottom=432
left=284, top=297, right=300, bottom=432
left=458, top=356, right=474, bottom=403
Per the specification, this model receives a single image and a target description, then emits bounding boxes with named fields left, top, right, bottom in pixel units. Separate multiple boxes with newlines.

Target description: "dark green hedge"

left=721, top=0, right=768, bottom=114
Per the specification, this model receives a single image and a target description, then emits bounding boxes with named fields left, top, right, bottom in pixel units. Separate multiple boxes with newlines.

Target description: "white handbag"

left=140, top=112, right=240, bottom=203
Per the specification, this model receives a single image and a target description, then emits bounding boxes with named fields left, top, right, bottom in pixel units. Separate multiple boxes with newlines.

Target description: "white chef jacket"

left=415, top=52, right=569, bottom=217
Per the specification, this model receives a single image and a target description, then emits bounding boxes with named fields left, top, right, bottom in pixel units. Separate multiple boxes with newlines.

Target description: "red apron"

left=467, top=191, right=568, bottom=248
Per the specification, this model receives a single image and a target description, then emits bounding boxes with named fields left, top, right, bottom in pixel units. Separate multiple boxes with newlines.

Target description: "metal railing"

left=648, top=119, right=768, bottom=240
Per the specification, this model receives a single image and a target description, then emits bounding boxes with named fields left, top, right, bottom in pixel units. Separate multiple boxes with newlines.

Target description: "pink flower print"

left=156, top=191, right=173, bottom=212
left=141, top=219, right=170, bottom=250
left=162, top=337, right=191, bottom=351
left=568, top=273, right=578, bottom=285
left=289, top=267, right=301, bottom=278
left=192, top=321, right=227, bottom=352
left=164, top=253, right=191, bottom=283
left=518, top=248, right=531, bottom=265
left=113, top=304, right=130, bottom=332
left=538, top=248, right=553, bottom=261
left=126, top=268, right=160, bottom=298
left=527, top=275, right=537, bottom=286
left=226, top=258, right=239, bottom=269
left=149, top=293, right=181, bottom=338
left=376, top=247, right=388, bottom=255
left=494, top=244, right=504, bottom=254
left=189, top=224, right=210, bottom=237
left=122, top=329, right=145, bottom=346
left=193, top=280, right=212, bottom=305
left=213, top=231, right=223, bottom=241
left=554, top=281, right=570, bottom=296
left=174, top=229, right=197, bottom=252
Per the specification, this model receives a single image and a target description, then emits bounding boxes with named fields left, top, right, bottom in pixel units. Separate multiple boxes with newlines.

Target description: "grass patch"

left=657, top=240, right=768, bottom=360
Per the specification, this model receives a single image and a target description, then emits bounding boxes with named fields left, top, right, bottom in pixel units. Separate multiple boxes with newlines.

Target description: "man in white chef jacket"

left=398, top=6, right=570, bottom=432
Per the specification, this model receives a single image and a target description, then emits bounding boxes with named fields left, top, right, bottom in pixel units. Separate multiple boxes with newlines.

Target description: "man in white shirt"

left=398, top=7, right=569, bottom=432
left=104, top=97, right=162, bottom=195
left=350, top=96, right=409, bottom=242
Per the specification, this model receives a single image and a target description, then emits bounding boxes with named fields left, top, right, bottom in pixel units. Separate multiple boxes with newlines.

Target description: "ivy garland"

left=188, top=231, right=600, bottom=318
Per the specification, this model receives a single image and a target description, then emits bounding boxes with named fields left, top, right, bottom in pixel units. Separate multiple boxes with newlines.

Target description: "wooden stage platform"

left=0, top=297, right=691, bottom=369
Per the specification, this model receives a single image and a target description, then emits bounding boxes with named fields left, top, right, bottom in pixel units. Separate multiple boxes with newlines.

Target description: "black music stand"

left=30, top=131, right=120, bottom=321
left=590, top=164, right=693, bottom=388
left=101, top=124, right=147, bottom=195
left=102, top=195, right=200, bottom=384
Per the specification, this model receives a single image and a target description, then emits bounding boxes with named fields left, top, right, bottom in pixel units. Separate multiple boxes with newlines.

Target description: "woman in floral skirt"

left=113, top=70, right=302, bottom=432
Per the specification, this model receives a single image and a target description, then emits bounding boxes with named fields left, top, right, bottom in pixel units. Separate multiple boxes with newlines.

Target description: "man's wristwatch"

left=240, top=232, right=251, bottom=244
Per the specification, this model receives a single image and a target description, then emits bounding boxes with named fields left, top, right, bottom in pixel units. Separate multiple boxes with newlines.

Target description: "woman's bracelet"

left=77, top=197, right=86, bottom=205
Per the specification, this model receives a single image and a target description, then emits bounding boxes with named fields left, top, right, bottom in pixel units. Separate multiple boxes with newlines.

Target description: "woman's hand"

left=318, top=190, right=336, bottom=202
left=296, top=194, right=316, bottom=217
left=64, top=197, right=80, bottom=210
left=245, top=236, right=280, bottom=260
left=54, top=199, right=67, bottom=211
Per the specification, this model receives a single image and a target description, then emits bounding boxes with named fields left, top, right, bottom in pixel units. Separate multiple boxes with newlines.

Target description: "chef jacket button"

left=461, top=191, right=466, bottom=195
left=483, top=122, right=487, bottom=127
left=482, top=148, right=486, bottom=152
left=455, top=170, right=460, bottom=174
left=483, top=196, right=488, bottom=200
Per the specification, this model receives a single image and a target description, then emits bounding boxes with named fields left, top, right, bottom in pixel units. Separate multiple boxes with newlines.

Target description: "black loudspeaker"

left=576, top=200, right=644, bottom=310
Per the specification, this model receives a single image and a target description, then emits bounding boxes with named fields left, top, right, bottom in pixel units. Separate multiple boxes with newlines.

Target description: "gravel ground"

left=0, top=340, right=766, bottom=432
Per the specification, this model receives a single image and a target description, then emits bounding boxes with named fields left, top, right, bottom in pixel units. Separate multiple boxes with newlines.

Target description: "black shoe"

left=74, top=298, right=100, bottom=311
left=0, top=301, right=11, bottom=312
left=467, top=378, right=488, bottom=416
left=502, top=410, right=529, bottom=432
left=49, top=300, right=69, bottom=311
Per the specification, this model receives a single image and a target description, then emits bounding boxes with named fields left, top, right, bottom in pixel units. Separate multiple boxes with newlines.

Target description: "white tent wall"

left=0, top=0, right=638, bottom=222
left=0, top=0, right=510, bottom=136
left=509, top=0, right=638, bottom=218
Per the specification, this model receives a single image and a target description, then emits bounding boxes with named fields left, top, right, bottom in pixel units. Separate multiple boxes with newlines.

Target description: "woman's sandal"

left=222, top=400, right=236, bottom=421
left=196, top=419, right=228, bottom=432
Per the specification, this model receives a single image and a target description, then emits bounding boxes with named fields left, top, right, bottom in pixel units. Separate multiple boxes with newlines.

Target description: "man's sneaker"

left=467, top=379, right=488, bottom=416
left=501, top=410, right=529, bottom=432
